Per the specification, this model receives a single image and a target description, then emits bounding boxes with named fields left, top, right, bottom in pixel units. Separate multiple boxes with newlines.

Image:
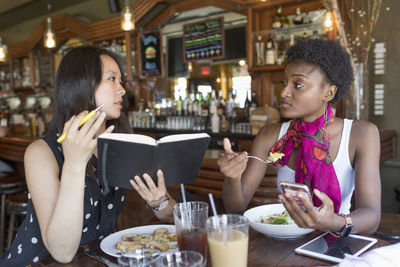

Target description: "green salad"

left=258, top=211, right=295, bottom=225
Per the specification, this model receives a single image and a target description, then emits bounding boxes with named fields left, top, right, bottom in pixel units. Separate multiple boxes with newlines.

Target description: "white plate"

left=100, top=224, right=176, bottom=257
left=244, top=204, right=314, bottom=239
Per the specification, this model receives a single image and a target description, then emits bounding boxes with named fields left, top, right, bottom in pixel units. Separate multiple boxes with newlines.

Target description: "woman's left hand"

left=130, top=170, right=168, bottom=208
left=279, top=189, right=343, bottom=232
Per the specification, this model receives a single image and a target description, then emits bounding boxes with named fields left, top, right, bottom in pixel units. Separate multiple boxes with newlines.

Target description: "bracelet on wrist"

left=147, top=195, right=169, bottom=211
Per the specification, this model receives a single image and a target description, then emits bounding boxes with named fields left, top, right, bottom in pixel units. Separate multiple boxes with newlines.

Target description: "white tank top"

left=276, top=119, right=355, bottom=214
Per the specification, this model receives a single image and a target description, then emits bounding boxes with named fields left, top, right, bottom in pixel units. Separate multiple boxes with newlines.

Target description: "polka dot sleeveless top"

left=0, top=135, right=126, bottom=266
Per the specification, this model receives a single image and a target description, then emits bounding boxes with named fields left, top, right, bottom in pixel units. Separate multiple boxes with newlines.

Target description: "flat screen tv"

left=168, top=26, right=246, bottom=77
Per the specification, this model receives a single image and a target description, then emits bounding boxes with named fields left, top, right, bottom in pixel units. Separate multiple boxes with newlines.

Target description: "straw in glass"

left=180, top=183, right=187, bottom=203
left=180, top=183, right=191, bottom=229
left=208, top=193, right=218, bottom=216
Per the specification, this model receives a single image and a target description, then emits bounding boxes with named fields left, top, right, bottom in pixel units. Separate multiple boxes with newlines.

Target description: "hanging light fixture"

left=322, top=10, right=334, bottom=32
left=121, top=0, right=135, bottom=31
left=44, top=3, right=56, bottom=48
left=0, top=37, right=7, bottom=62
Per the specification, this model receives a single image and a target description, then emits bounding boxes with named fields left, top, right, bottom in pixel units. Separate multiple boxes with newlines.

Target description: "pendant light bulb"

left=0, top=37, right=6, bottom=62
left=44, top=17, right=56, bottom=48
left=121, top=1, right=135, bottom=31
left=322, top=11, right=334, bottom=32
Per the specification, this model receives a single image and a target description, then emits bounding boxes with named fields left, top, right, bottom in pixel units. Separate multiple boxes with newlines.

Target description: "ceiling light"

left=44, top=17, right=56, bottom=48
left=121, top=0, right=135, bottom=31
left=44, top=3, right=56, bottom=48
left=322, top=11, right=334, bottom=32
left=0, top=37, right=7, bottom=62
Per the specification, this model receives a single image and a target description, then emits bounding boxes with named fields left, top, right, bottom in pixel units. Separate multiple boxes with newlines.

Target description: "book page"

left=99, top=133, right=156, bottom=146
left=158, top=133, right=210, bottom=143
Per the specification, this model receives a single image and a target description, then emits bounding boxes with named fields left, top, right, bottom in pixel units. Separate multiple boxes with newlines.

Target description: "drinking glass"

left=206, top=214, right=249, bottom=267
left=173, top=202, right=209, bottom=264
left=117, top=248, right=160, bottom=267
left=157, top=251, right=203, bottom=267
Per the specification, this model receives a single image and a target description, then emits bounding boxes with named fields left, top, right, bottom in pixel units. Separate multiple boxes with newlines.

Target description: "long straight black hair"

left=47, top=46, right=131, bottom=135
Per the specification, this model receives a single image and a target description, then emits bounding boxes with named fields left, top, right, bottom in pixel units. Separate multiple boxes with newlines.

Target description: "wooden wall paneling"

left=250, top=0, right=321, bottom=10
left=262, top=72, right=274, bottom=106
left=133, top=0, right=165, bottom=22
left=146, top=0, right=246, bottom=28
left=7, top=0, right=167, bottom=59
left=125, top=32, right=133, bottom=82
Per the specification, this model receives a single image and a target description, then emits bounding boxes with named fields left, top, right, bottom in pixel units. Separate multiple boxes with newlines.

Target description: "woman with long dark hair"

left=0, top=46, right=176, bottom=266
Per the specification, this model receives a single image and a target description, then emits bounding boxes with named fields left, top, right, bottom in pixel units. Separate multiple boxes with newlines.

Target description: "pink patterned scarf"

left=270, top=105, right=341, bottom=213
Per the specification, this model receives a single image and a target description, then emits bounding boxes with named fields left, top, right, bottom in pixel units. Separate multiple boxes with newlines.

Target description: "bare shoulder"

left=251, top=123, right=283, bottom=154
left=25, top=139, right=53, bottom=161
left=25, top=139, right=59, bottom=180
left=350, top=120, right=379, bottom=142
left=256, top=123, right=282, bottom=142
left=349, top=120, right=380, bottom=156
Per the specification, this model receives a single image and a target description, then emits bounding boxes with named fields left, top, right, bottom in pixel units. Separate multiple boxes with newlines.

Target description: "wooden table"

left=32, top=229, right=390, bottom=267
left=374, top=213, right=400, bottom=243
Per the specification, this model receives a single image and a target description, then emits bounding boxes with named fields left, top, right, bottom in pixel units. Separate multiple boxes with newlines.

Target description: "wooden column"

left=28, top=51, right=35, bottom=86
left=9, top=59, right=14, bottom=89
left=125, top=31, right=133, bottom=82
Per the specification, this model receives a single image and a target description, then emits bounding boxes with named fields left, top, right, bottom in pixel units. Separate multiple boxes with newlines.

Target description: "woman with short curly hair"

left=218, top=39, right=381, bottom=235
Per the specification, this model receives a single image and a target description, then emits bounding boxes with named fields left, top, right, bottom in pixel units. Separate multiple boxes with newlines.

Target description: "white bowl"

left=243, top=204, right=314, bottom=239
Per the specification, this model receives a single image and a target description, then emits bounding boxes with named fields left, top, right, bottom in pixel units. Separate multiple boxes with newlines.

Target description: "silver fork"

left=83, top=248, right=119, bottom=267
left=246, top=155, right=272, bottom=164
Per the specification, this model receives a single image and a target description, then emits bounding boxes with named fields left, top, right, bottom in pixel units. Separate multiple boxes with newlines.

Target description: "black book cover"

left=97, top=133, right=210, bottom=194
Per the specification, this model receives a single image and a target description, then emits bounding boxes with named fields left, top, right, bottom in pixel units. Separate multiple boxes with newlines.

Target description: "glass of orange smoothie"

left=206, top=214, right=249, bottom=267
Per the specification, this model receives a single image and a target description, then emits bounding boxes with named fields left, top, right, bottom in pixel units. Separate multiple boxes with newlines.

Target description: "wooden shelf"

left=249, top=64, right=285, bottom=72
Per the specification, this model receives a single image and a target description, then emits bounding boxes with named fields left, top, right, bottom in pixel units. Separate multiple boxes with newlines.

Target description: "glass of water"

left=117, top=249, right=160, bottom=267
left=157, top=251, right=204, bottom=267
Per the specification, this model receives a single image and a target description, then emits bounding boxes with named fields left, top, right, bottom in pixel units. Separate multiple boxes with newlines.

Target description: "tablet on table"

left=295, top=232, right=377, bottom=263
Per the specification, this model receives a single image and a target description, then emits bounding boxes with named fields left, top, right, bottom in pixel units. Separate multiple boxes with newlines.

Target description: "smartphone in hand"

left=280, top=181, right=313, bottom=210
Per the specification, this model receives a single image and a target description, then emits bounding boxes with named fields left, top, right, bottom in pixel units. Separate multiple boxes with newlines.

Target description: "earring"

left=323, top=104, right=327, bottom=123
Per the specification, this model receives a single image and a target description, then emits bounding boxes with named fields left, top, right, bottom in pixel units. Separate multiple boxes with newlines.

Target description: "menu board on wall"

left=183, top=17, right=225, bottom=62
left=138, top=30, right=163, bottom=78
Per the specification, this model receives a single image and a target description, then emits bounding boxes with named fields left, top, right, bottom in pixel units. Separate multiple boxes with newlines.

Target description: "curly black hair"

left=286, top=39, right=353, bottom=104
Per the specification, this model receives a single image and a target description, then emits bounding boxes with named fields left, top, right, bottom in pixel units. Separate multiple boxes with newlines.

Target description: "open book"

left=97, top=132, right=210, bottom=194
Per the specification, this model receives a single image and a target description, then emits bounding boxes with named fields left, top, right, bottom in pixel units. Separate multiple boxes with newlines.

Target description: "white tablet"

left=295, top=232, right=378, bottom=263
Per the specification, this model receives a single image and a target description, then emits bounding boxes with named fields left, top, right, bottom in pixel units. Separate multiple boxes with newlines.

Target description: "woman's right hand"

left=217, top=138, right=248, bottom=180
left=61, top=111, right=113, bottom=166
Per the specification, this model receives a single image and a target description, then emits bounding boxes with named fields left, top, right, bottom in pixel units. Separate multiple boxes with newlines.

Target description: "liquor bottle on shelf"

left=304, top=12, right=313, bottom=24
left=193, top=94, right=199, bottom=117
left=183, top=95, right=189, bottom=116
left=209, top=91, right=217, bottom=115
left=249, top=91, right=258, bottom=115
left=176, top=96, right=183, bottom=116
left=197, top=93, right=203, bottom=116
left=289, top=34, right=295, bottom=47
left=292, top=7, right=304, bottom=25
left=311, top=30, right=319, bottom=39
left=225, top=92, right=234, bottom=118
left=211, top=111, right=220, bottom=133
left=282, top=13, right=291, bottom=28
left=265, top=33, right=276, bottom=65
left=277, top=36, right=287, bottom=65
left=220, top=115, right=230, bottom=132
left=217, top=91, right=225, bottom=116
left=272, top=6, right=282, bottom=29
left=302, top=32, right=308, bottom=39
left=255, top=35, right=265, bottom=66
left=244, top=93, right=251, bottom=119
